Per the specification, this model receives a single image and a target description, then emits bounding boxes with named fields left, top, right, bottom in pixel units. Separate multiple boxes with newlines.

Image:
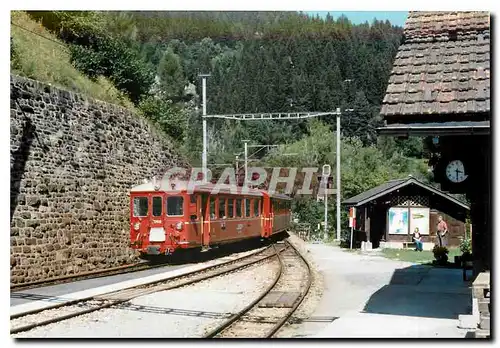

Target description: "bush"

left=69, top=38, right=155, bottom=104
left=138, top=96, right=187, bottom=142
left=459, top=237, right=472, bottom=255
left=432, top=245, right=449, bottom=265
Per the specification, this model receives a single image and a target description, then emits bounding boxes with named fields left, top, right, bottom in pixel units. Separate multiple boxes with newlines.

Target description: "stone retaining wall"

left=10, top=75, right=188, bottom=284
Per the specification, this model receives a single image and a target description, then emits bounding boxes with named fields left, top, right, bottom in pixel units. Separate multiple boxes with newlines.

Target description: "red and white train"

left=129, top=180, right=292, bottom=257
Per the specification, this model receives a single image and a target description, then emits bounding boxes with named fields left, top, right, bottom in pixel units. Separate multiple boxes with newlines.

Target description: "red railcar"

left=129, top=181, right=292, bottom=257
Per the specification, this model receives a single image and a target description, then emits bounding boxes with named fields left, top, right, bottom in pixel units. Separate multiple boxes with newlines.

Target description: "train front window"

left=228, top=199, right=234, bottom=218
left=152, top=196, right=162, bottom=216
left=167, top=196, right=184, bottom=216
left=236, top=199, right=242, bottom=218
left=210, top=196, right=216, bottom=219
left=219, top=198, right=226, bottom=218
left=254, top=199, right=260, bottom=217
left=245, top=198, right=251, bottom=217
left=133, top=197, right=148, bottom=217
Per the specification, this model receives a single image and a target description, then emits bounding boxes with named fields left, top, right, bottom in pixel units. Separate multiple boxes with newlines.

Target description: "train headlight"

left=175, top=222, right=183, bottom=231
left=133, top=222, right=140, bottom=231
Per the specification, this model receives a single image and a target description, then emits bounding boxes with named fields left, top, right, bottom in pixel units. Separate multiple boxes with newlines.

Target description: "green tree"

left=156, top=47, right=187, bottom=100
left=138, top=96, right=187, bottom=142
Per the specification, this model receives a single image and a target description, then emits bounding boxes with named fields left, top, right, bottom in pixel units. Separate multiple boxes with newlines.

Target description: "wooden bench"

left=402, top=241, right=416, bottom=249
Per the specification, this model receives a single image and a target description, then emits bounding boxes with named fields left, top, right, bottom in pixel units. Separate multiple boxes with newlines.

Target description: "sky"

left=307, top=11, right=408, bottom=27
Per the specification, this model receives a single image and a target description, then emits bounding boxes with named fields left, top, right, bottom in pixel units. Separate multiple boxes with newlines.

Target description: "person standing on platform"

left=437, top=215, right=448, bottom=247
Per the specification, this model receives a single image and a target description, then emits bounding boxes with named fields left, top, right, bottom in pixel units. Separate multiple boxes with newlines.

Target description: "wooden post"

left=350, top=226, right=354, bottom=249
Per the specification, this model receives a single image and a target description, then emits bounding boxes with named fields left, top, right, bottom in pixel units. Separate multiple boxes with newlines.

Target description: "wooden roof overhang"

left=342, top=176, right=470, bottom=211
left=378, top=120, right=490, bottom=136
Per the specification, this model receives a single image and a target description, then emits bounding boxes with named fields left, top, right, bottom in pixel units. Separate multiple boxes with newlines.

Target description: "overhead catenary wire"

left=11, top=21, right=70, bottom=50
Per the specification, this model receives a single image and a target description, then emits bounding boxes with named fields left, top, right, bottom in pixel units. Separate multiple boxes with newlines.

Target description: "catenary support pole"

left=336, top=108, right=341, bottom=241
left=325, top=185, right=328, bottom=239
left=200, top=74, right=210, bottom=184
left=322, top=164, right=331, bottom=240
left=244, top=141, right=248, bottom=187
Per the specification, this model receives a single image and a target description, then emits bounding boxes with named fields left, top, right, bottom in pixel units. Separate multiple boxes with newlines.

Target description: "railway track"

left=203, top=240, right=312, bottom=338
left=11, top=243, right=284, bottom=335
left=11, top=240, right=275, bottom=293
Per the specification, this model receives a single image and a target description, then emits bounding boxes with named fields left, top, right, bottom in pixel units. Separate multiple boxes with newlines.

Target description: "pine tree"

left=156, top=47, right=186, bottom=100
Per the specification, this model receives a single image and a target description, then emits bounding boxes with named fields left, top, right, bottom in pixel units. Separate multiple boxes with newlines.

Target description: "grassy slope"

left=10, top=11, right=135, bottom=110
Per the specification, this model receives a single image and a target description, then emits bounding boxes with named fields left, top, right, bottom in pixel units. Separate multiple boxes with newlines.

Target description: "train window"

left=190, top=195, right=197, bottom=204
left=201, top=194, right=208, bottom=216
left=133, top=197, right=148, bottom=217
left=219, top=198, right=226, bottom=219
left=245, top=198, right=251, bottom=217
left=228, top=199, right=234, bottom=218
left=152, top=196, right=162, bottom=217
left=167, top=196, right=184, bottom=216
left=254, top=199, right=260, bottom=217
left=210, top=196, right=216, bottom=219
left=236, top=199, right=243, bottom=218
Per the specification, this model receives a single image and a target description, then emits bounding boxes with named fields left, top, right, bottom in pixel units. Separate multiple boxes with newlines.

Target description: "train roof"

left=130, top=180, right=292, bottom=200
left=130, top=180, right=263, bottom=197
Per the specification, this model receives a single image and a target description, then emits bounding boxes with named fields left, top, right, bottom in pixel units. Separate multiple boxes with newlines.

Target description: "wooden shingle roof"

left=381, top=11, right=490, bottom=120
left=342, top=176, right=470, bottom=209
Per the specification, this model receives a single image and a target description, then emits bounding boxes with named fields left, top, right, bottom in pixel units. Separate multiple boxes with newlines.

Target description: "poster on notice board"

left=388, top=207, right=408, bottom=235
left=409, top=207, right=430, bottom=235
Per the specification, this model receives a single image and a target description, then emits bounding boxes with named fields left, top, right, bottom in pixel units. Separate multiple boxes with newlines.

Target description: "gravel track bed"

left=274, top=233, right=325, bottom=338
left=132, top=245, right=278, bottom=294
left=208, top=240, right=311, bottom=338
left=216, top=307, right=292, bottom=338
left=13, top=258, right=280, bottom=338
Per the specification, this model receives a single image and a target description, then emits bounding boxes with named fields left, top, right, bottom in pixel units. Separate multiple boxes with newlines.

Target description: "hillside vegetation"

left=10, top=11, right=134, bottom=109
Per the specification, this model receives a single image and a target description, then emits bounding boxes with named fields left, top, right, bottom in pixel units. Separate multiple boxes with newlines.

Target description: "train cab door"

left=262, top=195, right=272, bottom=238
left=268, top=198, right=274, bottom=235
left=187, top=194, right=201, bottom=247
left=200, top=193, right=210, bottom=250
left=149, top=194, right=166, bottom=245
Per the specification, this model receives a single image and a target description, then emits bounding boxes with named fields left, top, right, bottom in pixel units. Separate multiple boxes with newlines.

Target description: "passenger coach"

left=129, top=180, right=292, bottom=257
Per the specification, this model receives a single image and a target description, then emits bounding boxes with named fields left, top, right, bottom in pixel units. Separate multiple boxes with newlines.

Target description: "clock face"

left=445, top=160, right=468, bottom=183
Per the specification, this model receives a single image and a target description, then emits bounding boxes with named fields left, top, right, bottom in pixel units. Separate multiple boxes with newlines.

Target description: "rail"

left=203, top=239, right=313, bottom=338
left=10, top=243, right=282, bottom=335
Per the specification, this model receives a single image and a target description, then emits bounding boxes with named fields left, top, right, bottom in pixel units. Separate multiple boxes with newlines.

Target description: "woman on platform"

left=413, top=227, right=423, bottom=252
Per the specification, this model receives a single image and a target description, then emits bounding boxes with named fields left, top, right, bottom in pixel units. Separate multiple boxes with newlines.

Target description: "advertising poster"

left=410, top=207, right=430, bottom=235
left=388, top=207, right=409, bottom=235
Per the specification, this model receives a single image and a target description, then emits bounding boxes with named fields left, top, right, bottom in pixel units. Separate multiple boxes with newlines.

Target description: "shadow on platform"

left=362, top=264, right=471, bottom=320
